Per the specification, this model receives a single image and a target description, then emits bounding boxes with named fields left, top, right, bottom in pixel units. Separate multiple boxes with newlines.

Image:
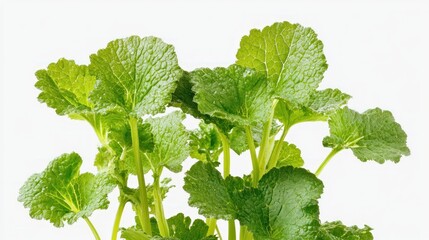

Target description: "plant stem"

left=206, top=218, right=217, bottom=236
left=216, top=225, right=223, bottom=240
left=315, top=148, right=341, bottom=176
left=111, top=200, right=126, bottom=240
left=257, top=99, right=278, bottom=175
left=129, top=117, right=152, bottom=235
left=219, top=132, right=231, bottom=177
left=228, top=220, right=236, bottom=240
left=153, top=173, right=170, bottom=237
left=239, top=226, right=253, bottom=240
left=266, top=125, right=290, bottom=171
left=218, top=132, right=236, bottom=240
left=245, top=126, right=259, bottom=186
left=83, top=217, right=101, bottom=240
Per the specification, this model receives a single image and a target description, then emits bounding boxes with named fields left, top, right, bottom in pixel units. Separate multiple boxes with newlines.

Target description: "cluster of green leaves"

left=19, top=21, right=409, bottom=240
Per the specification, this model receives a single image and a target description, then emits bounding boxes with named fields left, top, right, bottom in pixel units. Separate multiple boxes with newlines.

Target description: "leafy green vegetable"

left=236, top=21, right=327, bottom=104
left=22, top=20, right=408, bottom=240
left=18, top=153, right=115, bottom=227
left=323, top=107, right=410, bottom=163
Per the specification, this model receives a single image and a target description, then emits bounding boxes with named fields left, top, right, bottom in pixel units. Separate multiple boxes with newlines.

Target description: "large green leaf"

left=18, top=153, right=115, bottom=227
left=190, top=64, right=273, bottom=127
left=236, top=21, right=327, bottom=104
left=323, top=107, right=410, bottom=163
left=184, top=162, right=324, bottom=239
left=89, top=36, right=182, bottom=117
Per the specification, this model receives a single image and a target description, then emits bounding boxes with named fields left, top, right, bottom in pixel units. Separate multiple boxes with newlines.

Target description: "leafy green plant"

left=19, top=21, right=409, bottom=240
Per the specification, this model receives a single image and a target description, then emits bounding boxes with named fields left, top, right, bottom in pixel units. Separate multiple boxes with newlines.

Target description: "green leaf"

left=275, top=89, right=351, bottom=127
left=274, top=141, right=304, bottom=167
left=183, top=162, right=237, bottom=220
left=95, top=120, right=154, bottom=176
left=170, top=71, right=234, bottom=134
left=121, top=227, right=150, bottom=240
left=316, top=221, right=374, bottom=240
left=145, top=111, right=189, bottom=173
left=122, top=214, right=216, bottom=240
left=236, top=21, right=327, bottom=104
left=34, top=59, right=125, bottom=144
left=89, top=36, right=183, bottom=117
left=35, top=59, right=96, bottom=116
left=167, top=213, right=215, bottom=240
left=18, top=153, right=115, bottom=227
left=184, top=162, right=324, bottom=240
left=190, top=64, right=273, bottom=126
left=323, top=107, right=410, bottom=163
left=190, top=122, right=223, bottom=162
left=244, top=167, right=323, bottom=239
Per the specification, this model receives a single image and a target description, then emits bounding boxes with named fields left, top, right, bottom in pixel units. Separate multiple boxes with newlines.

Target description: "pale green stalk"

left=83, top=217, right=101, bottom=240
left=111, top=200, right=126, bottom=240
left=129, top=117, right=152, bottom=235
left=153, top=173, right=170, bottom=237
left=315, top=148, right=341, bottom=176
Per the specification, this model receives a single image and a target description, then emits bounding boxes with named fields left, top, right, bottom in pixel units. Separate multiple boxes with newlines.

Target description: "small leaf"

left=323, top=107, right=410, bottom=163
left=317, top=221, right=374, bottom=240
left=275, top=89, right=351, bottom=127
left=145, top=111, right=189, bottom=173
left=190, top=122, right=223, bottom=162
left=18, top=153, right=115, bottom=227
left=274, top=141, right=304, bottom=168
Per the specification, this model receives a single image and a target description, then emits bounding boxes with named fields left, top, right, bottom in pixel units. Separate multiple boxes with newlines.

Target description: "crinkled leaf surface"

left=183, top=162, right=237, bottom=220
left=236, top=21, right=327, bottom=104
left=323, top=107, right=410, bottom=163
left=190, top=122, right=223, bottom=162
left=121, top=214, right=216, bottom=240
left=248, top=167, right=323, bottom=239
left=316, top=221, right=373, bottom=240
left=145, top=111, right=189, bottom=173
left=166, top=213, right=214, bottom=240
left=170, top=72, right=233, bottom=134
left=35, top=59, right=96, bottom=116
left=184, top=162, right=324, bottom=240
left=18, top=153, right=115, bottom=227
left=190, top=64, right=273, bottom=126
left=89, top=36, right=182, bottom=117
left=275, top=89, right=350, bottom=126
left=35, top=59, right=125, bottom=144
left=274, top=141, right=304, bottom=167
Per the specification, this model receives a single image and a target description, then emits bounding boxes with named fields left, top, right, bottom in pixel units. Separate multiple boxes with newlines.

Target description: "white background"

left=1, top=0, right=428, bottom=239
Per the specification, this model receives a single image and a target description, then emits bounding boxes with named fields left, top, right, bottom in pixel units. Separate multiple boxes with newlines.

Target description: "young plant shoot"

left=19, top=21, right=409, bottom=240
